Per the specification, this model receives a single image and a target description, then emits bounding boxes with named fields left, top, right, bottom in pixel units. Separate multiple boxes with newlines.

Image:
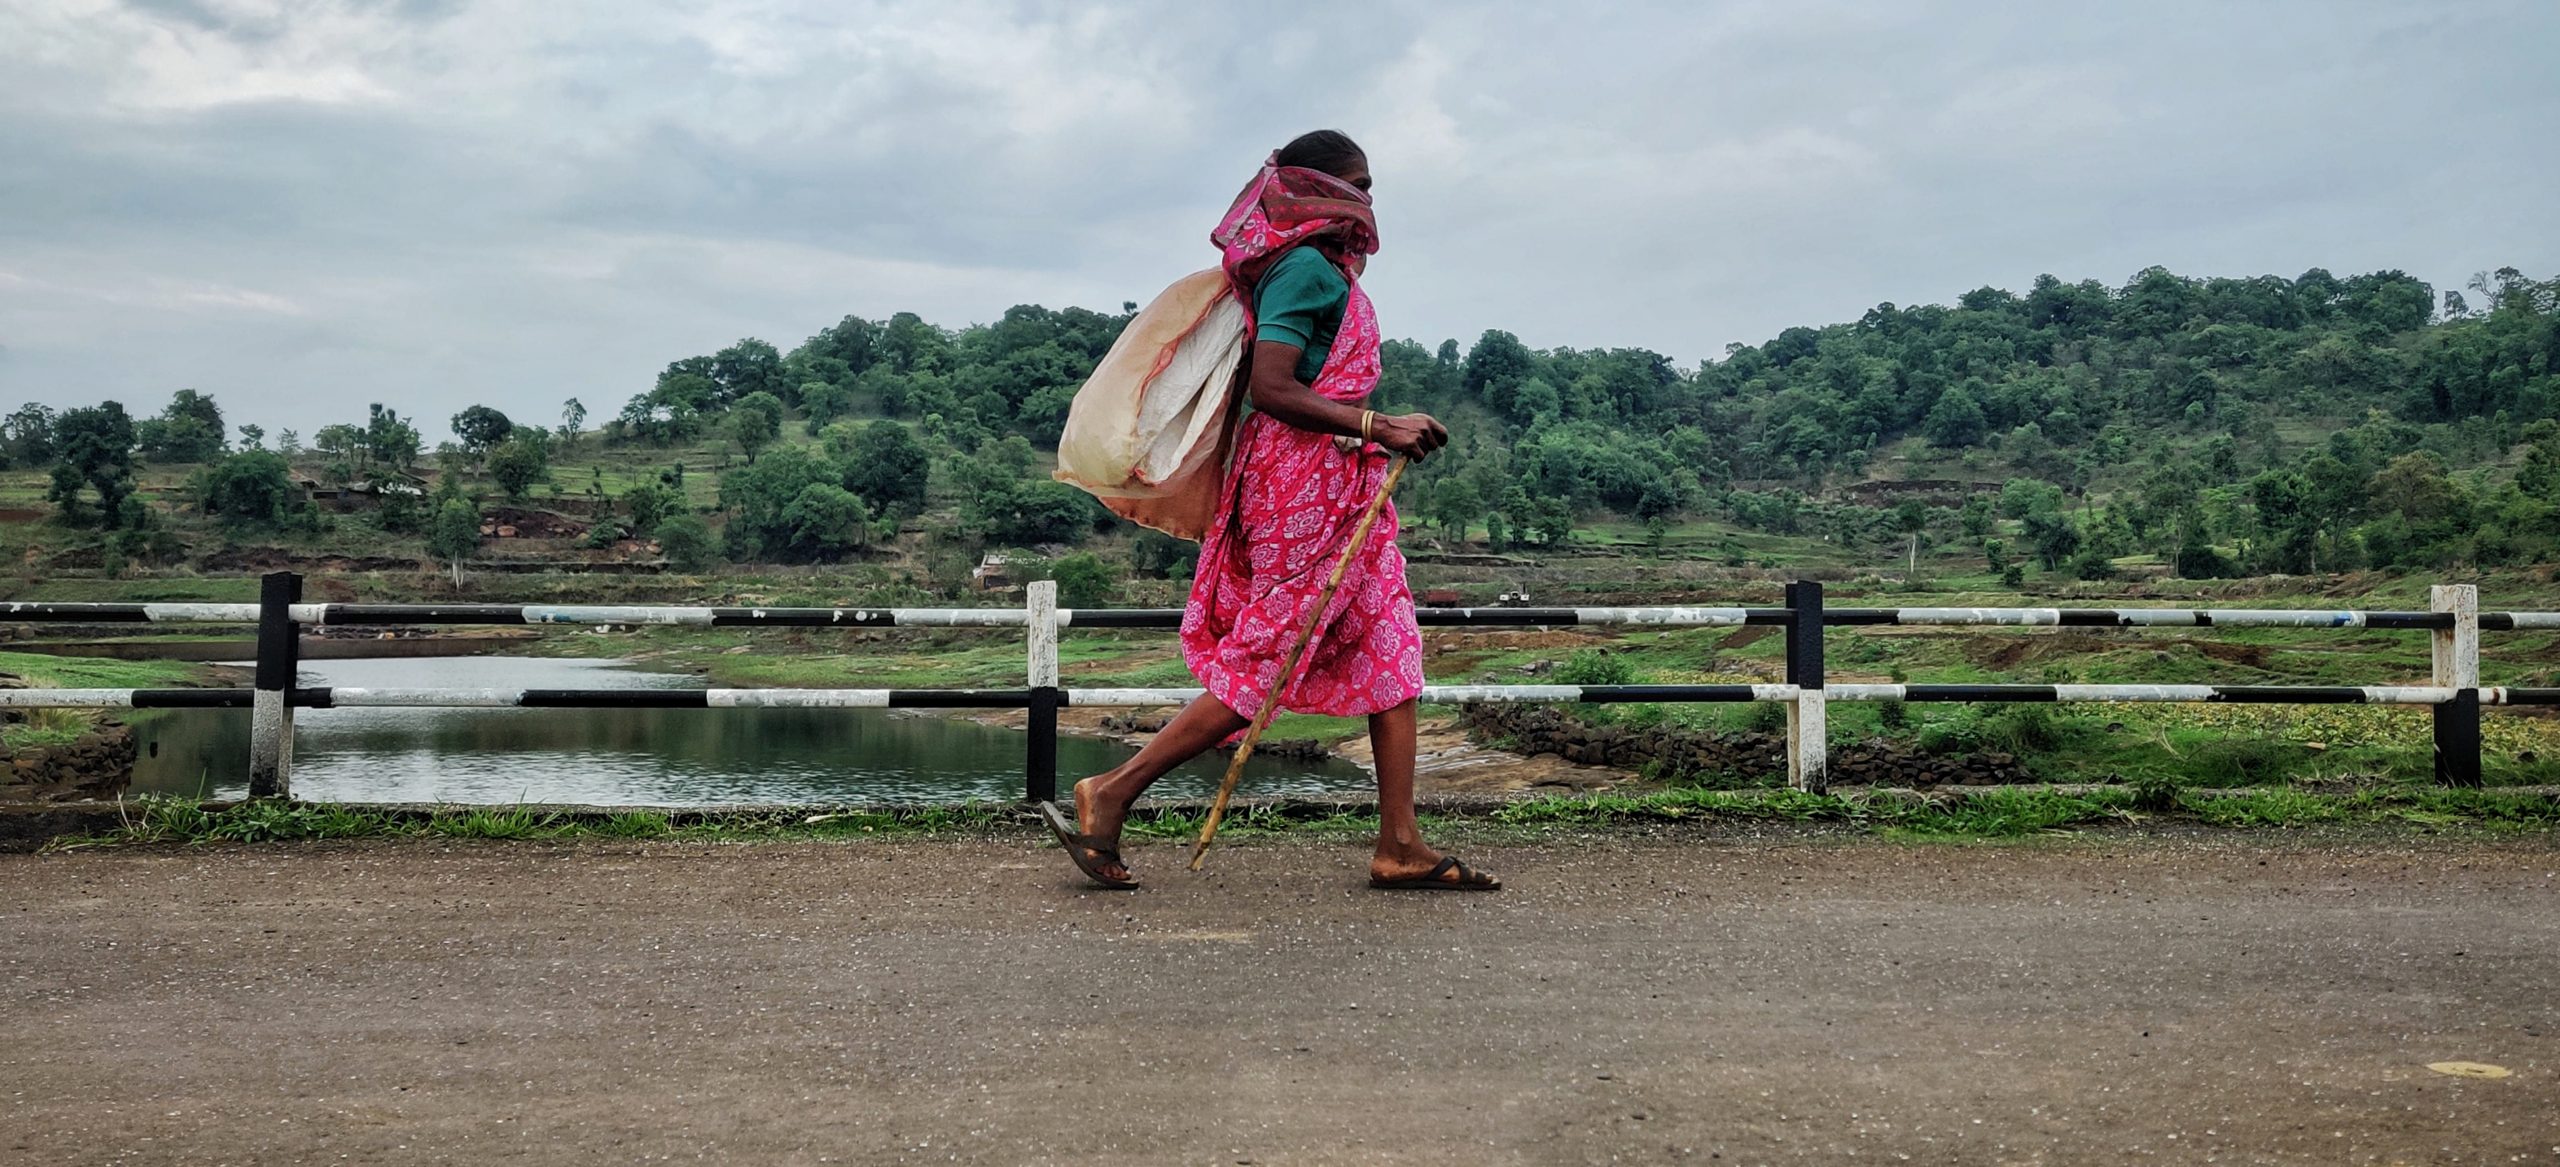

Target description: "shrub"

left=197, top=450, right=301, bottom=528
left=1554, top=648, right=1636, bottom=687
left=655, top=514, right=718, bottom=571
left=1043, top=552, right=1119, bottom=609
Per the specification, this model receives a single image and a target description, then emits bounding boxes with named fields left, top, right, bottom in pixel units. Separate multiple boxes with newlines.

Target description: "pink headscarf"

left=1210, top=152, right=1379, bottom=300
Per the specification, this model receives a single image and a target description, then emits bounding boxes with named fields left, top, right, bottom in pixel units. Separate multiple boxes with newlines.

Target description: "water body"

left=127, top=656, right=1376, bottom=806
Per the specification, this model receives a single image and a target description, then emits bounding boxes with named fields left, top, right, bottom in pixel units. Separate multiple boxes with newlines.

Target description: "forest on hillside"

left=6, top=264, right=2557, bottom=583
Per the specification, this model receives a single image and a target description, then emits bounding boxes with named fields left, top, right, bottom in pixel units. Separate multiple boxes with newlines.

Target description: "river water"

left=126, top=656, right=1376, bottom=805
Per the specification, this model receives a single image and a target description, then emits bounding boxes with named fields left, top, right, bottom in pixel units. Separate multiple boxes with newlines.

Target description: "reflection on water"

left=130, top=656, right=1375, bottom=806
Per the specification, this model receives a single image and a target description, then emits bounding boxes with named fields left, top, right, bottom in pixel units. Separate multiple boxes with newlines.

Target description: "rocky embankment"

left=1458, top=703, right=2039, bottom=787
left=2, top=721, right=137, bottom=802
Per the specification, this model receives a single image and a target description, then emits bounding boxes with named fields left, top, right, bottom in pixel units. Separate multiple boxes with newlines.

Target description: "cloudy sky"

left=3, top=0, right=2555, bottom=441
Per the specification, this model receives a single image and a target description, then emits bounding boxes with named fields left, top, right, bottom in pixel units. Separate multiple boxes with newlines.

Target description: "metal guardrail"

left=14, top=600, right=2560, bottom=631
left=2, top=574, right=2542, bottom=799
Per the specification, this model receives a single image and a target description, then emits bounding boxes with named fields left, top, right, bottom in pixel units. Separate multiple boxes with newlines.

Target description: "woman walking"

left=1042, top=130, right=1500, bottom=892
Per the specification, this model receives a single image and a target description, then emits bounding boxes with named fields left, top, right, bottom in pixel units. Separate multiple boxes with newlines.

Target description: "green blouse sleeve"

left=1252, top=248, right=1348, bottom=355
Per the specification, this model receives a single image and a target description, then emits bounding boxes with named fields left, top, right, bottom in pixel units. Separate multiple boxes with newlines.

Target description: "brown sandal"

left=1370, top=855, right=1502, bottom=892
left=1039, top=801, right=1139, bottom=890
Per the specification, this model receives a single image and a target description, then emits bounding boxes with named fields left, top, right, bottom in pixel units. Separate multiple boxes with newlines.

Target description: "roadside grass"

left=42, top=782, right=2560, bottom=853
left=3, top=707, right=94, bottom=750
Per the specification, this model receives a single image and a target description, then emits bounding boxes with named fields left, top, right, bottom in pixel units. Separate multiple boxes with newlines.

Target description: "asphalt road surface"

left=5, top=831, right=2556, bottom=1164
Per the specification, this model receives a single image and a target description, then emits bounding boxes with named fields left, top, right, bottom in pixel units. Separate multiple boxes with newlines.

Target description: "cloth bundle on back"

left=1050, top=157, right=1380, bottom=539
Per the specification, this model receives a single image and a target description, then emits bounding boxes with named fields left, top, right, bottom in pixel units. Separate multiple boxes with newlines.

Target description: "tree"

left=1044, top=552, right=1118, bottom=608
left=426, top=496, right=482, bottom=587
left=364, top=404, right=422, bottom=471
left=2369, top=451, right=2458, bottom=522
left=1462, top=330, right=1536, bottom=412
left=800, top=381, right=853, bottom=433
left=47, top=402, right=138, bottom=528
left=779, top=482, right=874, bottom=559
left=2517, top=423, right=2560, bottom=499
left=1634, top=477, right=1681, bottom=544
left=2024, top=510, right=2081, bottom=571
left=1426, top=477, right=1483, bottom=542
left=1526, top=494, right=1576, bottom=547
left=236, top=424, right=265, bottom=451
left=198, top=450, right=303, bottom=529
left=312, top=423, right=364, bottom=482
left=1892, top=498, right=1929, bottom=580
left=137, top=390, right=226, bottom=463
left=2, top=403, right=57, bottom=469
left=1920, top=385, right=1987, bottom=448
left=2249, top=469, right=2319, bottom=574
left=953, top=447, right=1102, bottom=545
left=451, top=405, right=516, bottom=465
left=729, top=391, right=783, bottom=463
left=374, top=481, right=423, bottom=534
left=837, top=420, right=932, bottom=515
left=198, top=450, right=302, bottom=528
left=487, top=432, right=550, bottom=500
left=1998, top=478, right=2065, bottom=520
left=623, top=481, right=679, bottom=535
left=655, top=513, right=717, bottom=571
left=711, top=338, right=787, bottom=405
left=717, top=445, right=873, bottom=562
left=559, top=398, right=587, bottom=448
left=1130, top=529, right=1194, bottom=579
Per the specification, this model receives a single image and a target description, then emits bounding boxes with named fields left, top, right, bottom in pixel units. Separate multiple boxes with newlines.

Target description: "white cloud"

left=0, top=0, right=2554, bottom=436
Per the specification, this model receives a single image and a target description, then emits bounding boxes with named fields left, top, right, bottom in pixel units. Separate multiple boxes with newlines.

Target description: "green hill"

left=3, top=264, right=2555, bottom=593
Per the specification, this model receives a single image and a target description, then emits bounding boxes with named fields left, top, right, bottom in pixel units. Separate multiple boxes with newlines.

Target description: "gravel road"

left=5, top=831, right=2555, bottom=1164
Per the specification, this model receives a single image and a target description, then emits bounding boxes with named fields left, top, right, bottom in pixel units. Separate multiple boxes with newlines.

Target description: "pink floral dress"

left=1179, top=278, right=1426, bottom=717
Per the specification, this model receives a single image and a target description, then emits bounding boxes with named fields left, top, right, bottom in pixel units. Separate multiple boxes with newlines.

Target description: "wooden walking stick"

left=1189, top=452, right=1412, bottom=871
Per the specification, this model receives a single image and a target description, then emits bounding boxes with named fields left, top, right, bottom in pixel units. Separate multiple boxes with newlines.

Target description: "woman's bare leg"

left=1067, top=693, right=1248, bottom=882
left=1365, top=699, right=1442, bottom=879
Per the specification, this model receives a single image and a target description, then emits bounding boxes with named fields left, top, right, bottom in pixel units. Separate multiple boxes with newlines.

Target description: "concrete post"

left=1783, top=580, right=1828, bottom=793
left=248, top=571, right=303, bottom=799
left=2431, top=583, right=2482, bottom=788
left=1024, top=580, right=1060, bottom=804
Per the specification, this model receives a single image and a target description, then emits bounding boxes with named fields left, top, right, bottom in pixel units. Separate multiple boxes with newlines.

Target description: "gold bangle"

left=1360, top=409, right=1375, bottom=443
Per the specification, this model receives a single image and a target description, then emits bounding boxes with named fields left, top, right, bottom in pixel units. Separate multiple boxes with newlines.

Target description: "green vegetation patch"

left=42, top=784, right=2560, bottom=853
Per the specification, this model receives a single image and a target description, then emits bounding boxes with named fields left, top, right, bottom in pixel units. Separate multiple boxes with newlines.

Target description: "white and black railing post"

left=2431, top=583, right=2483, bottom=788
left=1783, top=580, right=1828, bottom=792
left=248, top=571, right=304, bottom=799
left=1024, top=580, right=1061, bottom=804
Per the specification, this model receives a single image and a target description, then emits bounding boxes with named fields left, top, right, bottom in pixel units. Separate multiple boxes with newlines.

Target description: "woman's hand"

left=1370, top=412, right=1449, bottom=460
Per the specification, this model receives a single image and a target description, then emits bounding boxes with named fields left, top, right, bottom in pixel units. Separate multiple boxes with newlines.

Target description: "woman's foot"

left=1069, top=775, right=1136, bottom=886
left=1370, top=844, right=1501, bottom=890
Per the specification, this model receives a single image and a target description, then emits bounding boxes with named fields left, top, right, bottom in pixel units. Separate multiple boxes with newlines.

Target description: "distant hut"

left=973, top=552, right=1031, bottom=592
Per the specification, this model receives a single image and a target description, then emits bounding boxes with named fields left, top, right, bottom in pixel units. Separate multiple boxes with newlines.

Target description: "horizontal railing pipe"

left=1059, top=684, right=1799, bottom=706
left=0, top=688, right=255, bottom=708
left=9, top=599, right=2559, bottom=632
left=298, top=687, right=1036, bottom=709
left=1822, top=607, right=2452, bottom=629
left=1825, top=683, right=2462, bottom=704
